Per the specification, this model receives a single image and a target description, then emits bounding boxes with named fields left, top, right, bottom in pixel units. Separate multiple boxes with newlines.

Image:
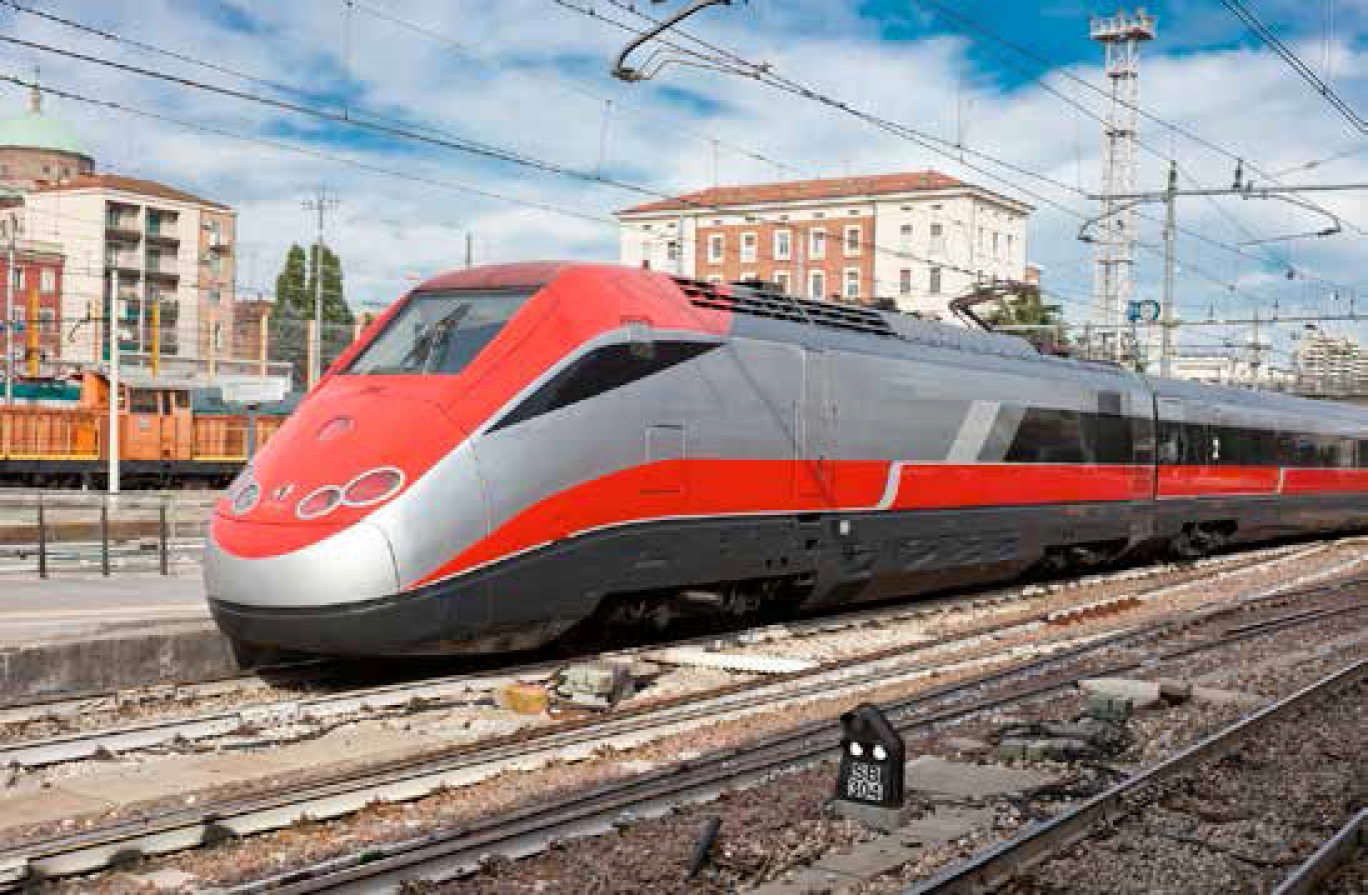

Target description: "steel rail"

left=0, top=537, right=1331, bottom=762
left=1272, top=808, right=1366, bottom=895
left=0, top=597, right=1356, bottom=889
left=905, top=660, right=1368, bottom=895
left=230, top=598, right=1368, bottom=894
left=0, top=567, right=1360, bottom=887
left=0, top=539, right=1338, bottom=770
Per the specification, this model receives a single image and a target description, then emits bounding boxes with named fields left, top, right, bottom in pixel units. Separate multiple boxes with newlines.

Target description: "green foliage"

left=983, top=286, right=1069, bottom=352
left=269, top=242, right=355, bottom=388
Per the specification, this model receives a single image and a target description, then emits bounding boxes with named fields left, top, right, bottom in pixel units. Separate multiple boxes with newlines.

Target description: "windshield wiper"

left=396, top=304, right=472, bottom=372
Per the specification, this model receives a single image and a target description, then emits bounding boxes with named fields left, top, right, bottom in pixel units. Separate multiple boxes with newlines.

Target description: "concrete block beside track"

left=0, top=621, right=238, bottom=703
left=0, top=575, right=239, bottom=703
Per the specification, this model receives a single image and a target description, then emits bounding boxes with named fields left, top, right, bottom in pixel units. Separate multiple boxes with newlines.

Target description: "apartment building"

left=17, top=174, right=237, bottom=372
left=1293, top=330, right=1368, bottom=393
left=616, top=171, right=1032, bottom=321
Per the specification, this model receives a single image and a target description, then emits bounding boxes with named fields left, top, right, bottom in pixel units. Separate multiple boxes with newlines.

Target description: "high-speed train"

left=206, top=262, right=1368, bottom=658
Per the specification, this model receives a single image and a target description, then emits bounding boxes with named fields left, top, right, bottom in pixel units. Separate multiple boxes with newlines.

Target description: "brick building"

left=0, top=238, right=64, bottom=374
left=616, top=171, right=1032, bottom=321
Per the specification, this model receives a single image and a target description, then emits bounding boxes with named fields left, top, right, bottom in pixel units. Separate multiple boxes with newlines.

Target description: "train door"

left=797, top=348, right=833, bottom=502
left=124, top=388, right=162, bottom=463
left=165, top=389, right=193, bottom=462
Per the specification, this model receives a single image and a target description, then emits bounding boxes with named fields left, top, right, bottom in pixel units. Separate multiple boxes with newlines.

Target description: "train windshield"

left=345, top=289, right=534, bottom=375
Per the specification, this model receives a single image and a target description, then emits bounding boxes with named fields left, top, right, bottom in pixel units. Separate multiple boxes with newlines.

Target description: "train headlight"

left=227, top=468, right=260, bottom=516
left=296, top=486, right=343, bottom=520
left=342, top=467, right=405, bottom=507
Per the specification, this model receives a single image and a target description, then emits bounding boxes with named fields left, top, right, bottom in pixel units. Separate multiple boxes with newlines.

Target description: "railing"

left=0, top=489, right=217, bottom=577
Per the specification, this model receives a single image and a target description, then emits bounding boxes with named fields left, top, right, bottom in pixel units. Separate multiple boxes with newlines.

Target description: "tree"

left=305, top=243, right=354, bottom=326
left=983, top=285, right=1069, bottom=354
left=269, top=242, right=354, bottom=389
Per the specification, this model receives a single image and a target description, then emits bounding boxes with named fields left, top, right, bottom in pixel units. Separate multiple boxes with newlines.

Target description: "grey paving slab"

left=906, top=755, right=1056, bottom=799
left=751, top=807, right=993, bottom=894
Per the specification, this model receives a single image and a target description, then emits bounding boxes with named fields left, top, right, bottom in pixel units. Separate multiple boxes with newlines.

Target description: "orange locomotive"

left=0, top=371, right=288, bottom=487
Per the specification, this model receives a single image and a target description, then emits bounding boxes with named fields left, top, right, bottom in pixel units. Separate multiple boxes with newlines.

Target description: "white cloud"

left=0, top=0, right=1362, bottom=360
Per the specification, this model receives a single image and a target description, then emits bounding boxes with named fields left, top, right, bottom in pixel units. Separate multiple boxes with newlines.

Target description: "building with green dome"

left=0, top=85, right=94, bottom=191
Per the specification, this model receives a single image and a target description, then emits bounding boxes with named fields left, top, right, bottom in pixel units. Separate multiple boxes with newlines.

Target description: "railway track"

left=0, top=538, right=1352, bottom=767
left=1272, top=809, right=1367, bottom=895
left=1, top=573, right=1360, bottom=890
left=909, top=659, right=1366, bottom=895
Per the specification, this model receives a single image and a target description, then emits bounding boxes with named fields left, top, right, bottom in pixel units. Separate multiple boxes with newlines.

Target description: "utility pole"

left=2, top=214, right=15, bottom=406
left=464, top=232, right=474, bottom=269
left=301, top=188, right=339, bottom=389
left=1160, top=161, right=1177, bottom=377
left=106, top=267, right=120, bottom=494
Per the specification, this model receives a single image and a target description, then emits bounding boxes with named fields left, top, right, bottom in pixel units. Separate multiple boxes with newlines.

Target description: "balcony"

left=144, top=265, right=179, bottom=284
left=104, top=216, right=141, bottom=242
left=145, top=226, right=180, bottom=247
left=107, top=253, right=141, bottom=274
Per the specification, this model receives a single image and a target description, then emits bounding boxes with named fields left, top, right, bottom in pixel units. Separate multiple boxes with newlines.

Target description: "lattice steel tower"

left=1090, top=8, right=1155, bottom=361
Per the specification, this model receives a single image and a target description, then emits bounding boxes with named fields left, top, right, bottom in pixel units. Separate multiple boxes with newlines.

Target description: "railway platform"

left=0, top=574, right=235, bottom=703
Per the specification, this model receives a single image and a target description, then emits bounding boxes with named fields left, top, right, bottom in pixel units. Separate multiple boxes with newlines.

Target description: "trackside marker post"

left=832, top=703, right=912, bottom=831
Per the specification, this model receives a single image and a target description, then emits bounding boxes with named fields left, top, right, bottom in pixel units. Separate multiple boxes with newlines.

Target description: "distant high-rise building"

left=1294, top=330, right=1368, bottom=394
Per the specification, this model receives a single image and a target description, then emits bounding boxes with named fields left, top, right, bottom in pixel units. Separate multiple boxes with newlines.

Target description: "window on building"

left=813, top=211, right=824, bottom=219
left=666, top=240, right=680, bottom=262
left=208, top=290, right=222, bottom=305
left=844, top=225, right=861, bottom=255
left=899, top=223, right=912, bottom=251
left=707, top=233, right=724, bottom=263
left=9, top=268, right=20, bottom=289
left=39, top=269, right=55, bottom=293
left=809, top=228, right=826, bottom=260
left=773, top=230, right=792, bottom=261
left=929, top=266, right=943, bottom=294
left=774, top=271, right=791, bottom=293
left=844, top=268, right=860, bottom=300
left=740, top=271, right=756, bottom=282
left=1006, top=234, right=1015, bottom=257
left=847, top=209, right=860, bottom=216
left=640, top=241, right=654, bottom=266
left=809, top=270, right=825, bottom=300
left=930, top=223, right=945, bottom=255
left=706, top=274, right=723, bottom=284
left=993, top=232, right=1000, bottom=257
left=741, top=232, right=758, bottom=263
left=977, top=227, right=985, bottom=249
left=899, top=269, right=912, bottom=295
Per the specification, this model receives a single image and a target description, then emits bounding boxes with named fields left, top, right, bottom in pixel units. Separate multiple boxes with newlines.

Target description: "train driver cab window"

left=129, top=389, right=160, bottom=414
left=345, top=288, right=534, bottom=375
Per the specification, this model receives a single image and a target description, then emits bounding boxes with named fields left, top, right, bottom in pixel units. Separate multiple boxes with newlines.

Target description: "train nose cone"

left=204, top=519, right=400, bottom=609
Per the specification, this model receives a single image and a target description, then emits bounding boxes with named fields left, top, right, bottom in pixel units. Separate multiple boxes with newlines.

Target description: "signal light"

left=343, top=467, right=405, bottom=507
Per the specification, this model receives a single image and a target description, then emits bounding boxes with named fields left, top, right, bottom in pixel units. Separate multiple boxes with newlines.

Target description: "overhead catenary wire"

left=552, top=0, right=1343, bottom=317
left=909, top=0, right=1367, bottom=237
left=0, top=10, right=1326, bottom=339
left=1221, top=0, right=1366, bottom=137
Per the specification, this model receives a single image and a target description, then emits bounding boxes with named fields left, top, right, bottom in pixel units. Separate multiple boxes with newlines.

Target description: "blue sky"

left=0, top=0, right=1363, bottom=367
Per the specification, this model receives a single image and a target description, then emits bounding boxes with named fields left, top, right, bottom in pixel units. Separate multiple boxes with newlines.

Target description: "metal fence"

left=0, top=490, right=216, bottom=577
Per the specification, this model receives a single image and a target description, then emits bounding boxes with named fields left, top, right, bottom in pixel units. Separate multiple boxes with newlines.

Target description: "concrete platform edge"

left=0, top=625, right=241, bottom=703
